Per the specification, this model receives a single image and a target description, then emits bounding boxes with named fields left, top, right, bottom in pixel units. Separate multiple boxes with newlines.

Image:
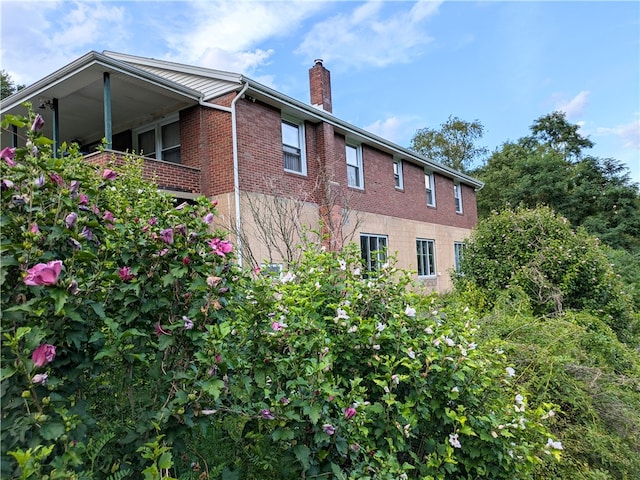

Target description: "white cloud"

left=595, top=116, right=640, bottom=149
left=161, top=0, right=325, bottom=75
left=295, top=0, right=442, bottom=70
left=555, top=90, right=590, bottom=119
left=364, top=116, right=416, bottom=145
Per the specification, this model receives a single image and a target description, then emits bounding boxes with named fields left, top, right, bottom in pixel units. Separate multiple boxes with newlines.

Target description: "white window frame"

left=416, top=238, right=436, bottom=277
left=454, top=183, right=463, bottom=213
left=282, top=117, right=307, bottom=175
left=360, top=233, right=387, bottom=271
left=393, top=160, right=404, bottom=189
left=134, top=114, right=181, bottom=163
left=346, top=143, right=364, bottom=189
left=425, top=171, right=435, bottom=207
left=454, top=242, right=465, bottom=272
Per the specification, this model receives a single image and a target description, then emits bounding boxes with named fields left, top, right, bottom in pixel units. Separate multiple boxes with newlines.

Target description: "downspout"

left=230, top=82, right=249, bottom=268
left=198, top=84, right=249, bottom=267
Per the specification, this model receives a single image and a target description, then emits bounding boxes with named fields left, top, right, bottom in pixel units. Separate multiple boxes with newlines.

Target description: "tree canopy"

left=0, top=70, right=24, bottom=100
left=409, top=115, right=488, bottom=173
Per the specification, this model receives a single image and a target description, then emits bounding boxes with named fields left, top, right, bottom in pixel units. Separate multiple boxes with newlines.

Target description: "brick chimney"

left=309, top=59, right=332, bottom=113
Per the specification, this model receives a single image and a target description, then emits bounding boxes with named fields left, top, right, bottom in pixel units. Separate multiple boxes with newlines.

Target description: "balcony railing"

left=85, top=150, right=201, bottom=195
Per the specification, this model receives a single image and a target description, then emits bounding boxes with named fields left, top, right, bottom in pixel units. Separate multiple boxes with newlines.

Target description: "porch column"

left=11, top=125, right=18, bottom=148
left=52, top=98, right=59, bottom=158
left=103, top=72, right=112, bottom=149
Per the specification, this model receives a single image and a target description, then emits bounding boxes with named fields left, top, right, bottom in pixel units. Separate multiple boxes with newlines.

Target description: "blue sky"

left=2, top=0, right=639, bottom=183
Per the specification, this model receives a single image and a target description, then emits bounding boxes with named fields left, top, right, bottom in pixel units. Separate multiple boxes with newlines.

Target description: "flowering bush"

left=1, top=108, right=560, bottom=478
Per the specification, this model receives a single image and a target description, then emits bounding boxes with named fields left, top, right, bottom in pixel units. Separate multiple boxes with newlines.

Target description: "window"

left=135, top=116, right=181, bottom=163
left=454, top=242, right=465, bottom=272
left=360, top=234, right=387, bottom=271
left=416, top=238, right=436, bottom=277
left=282, top=119, right=306, bottom=175
left=454, top=183, right=463, bottom=213
left=425, top=171, right=435, bottom=206
left=346, top=144, right=363, bottom=188
left=393, top=160, right=403, bottom=189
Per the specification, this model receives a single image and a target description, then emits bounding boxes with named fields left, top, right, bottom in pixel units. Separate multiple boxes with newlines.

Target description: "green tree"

left=1, top=70, right=24, bottom=99
left=409, top=115, right=488, bottom=173
left=528, top=111, right=594, bottom=162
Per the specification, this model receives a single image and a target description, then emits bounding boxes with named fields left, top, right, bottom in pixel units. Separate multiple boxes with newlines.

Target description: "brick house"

left=1, top=51, right=483, bottom=292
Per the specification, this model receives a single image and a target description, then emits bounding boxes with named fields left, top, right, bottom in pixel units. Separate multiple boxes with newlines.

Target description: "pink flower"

left=183, top=316, right=194, bottom=330
left=78, top=193, right=89, bottom=205
left=29, top=223, right=39, bottom=234
left=158, top=248, right=169, bottom=256
left=103, top=211, right=114, bottom=223
left=155, top=324, right=170, bottom=336
left=182, top=256, right=191, bottom=265
left=202, top=213, right=214, bottom=224
left=208, top=238, right=233, bottom=257
left=280, top=396, right=290, bottom=405
left=32, top=373, right=48, bottom=385
left=344, top=407, right=357, bottom=419
left=160, top=228, right=174, bottom=245
left=24, top=260, right=63, bottom=286
left=32, top=344, right=56, bottom=367
left=49, top=173, right=63, bottom=187
left=323, top=424, right=335, bottom=435
left=118, top=266, right=134, bottom=281
left=148, top=217, right=158, bottom=226
left=1, top=147, right=16, bottom=166
left=102, top=169, right=117, bottom=180
left=30, top=114, right=45, bottom=132
left=271, top=321, right=287, bottom=331
left=215, top=353, right=223, bottom=364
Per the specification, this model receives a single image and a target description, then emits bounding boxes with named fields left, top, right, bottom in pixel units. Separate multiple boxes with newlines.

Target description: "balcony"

left=85, top=150, right=201, bottom=196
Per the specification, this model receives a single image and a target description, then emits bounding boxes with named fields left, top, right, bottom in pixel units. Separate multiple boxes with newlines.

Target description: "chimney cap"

left=313, top=58, right=324, bottom=66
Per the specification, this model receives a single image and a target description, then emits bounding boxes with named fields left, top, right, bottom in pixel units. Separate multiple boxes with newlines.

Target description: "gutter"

left=231, top=83, right=249, bottom=267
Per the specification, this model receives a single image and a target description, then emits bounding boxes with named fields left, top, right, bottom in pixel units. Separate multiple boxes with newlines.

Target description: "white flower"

left=433, top=338, right=441, bottom=347
left=545, top=438, right=563, bottom=450
left=444, top=337, right=455, bottom=347
left=375, top=322, right=386, bottom=332
left=338, top=259, right=347, bottom=270
left=468, top=342, right=477, bottom=350
left=348, top=325, right=358, bottom=333
left=336, top=308, right=350, bottom=320
left=315, top=282, right=321, bottom=289
left=281, top=271, right=296, bottom=283
left=372, top=344, right=381, bottom=350
left=449, top=433, right=461, bottom=449
left=353, top=268, right=361, bottom=276
left=391, top=374, right=400, bottom=385
left=506, top=367, right=515, bottom=377
left=424, top=326, right=433, bottom=334
left=515, top=394, right=524, bottom=405
left=407, top=347, right=416, bottom=359
left=451, top=386, right=459, bottom=393
left=201, top=409, right=217, bottom=415
left=404, top=306, right=416, bottom=317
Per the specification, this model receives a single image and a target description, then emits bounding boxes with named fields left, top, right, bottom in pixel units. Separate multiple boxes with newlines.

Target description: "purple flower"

left=68, top=238, right=82, bottom=250
left=160, top=228, right=174, bottom=245
left=148, top=217, right=158, bottom=226
left=280, top=397, right=290, bottom=405
left=118, top=266, right=134, bottom=281
left=155, top=324, right=170, bottom=336
left=323, top=424, right=335, bottom=435
left=176, top=224, right=186, bottom=236
left=67, top=280, right=80, bottom=295
left=208, top=238, right=233, bottom=257
left=34, top=175, right=45, bottom=188
left=30, top=114, right=45, bottom=132
left=32, top=343, right=56, bottom=367
left=24, top=260, right=63, bottom=286
left=344, top=407, right=357, bottom=420
left=1, top=147, right=16, bottom=166
left=80, top=226, right=94, bottom=241
left=260, top=409, right=275, bottom=420
left=32, top=373, right=48, bottom=385
left=78, top=193, right=89, bottom=205
left=1, top=179, right=15, bottom=190
left=183, top=316, right=194, bottom=330
left=102, top=169, right=117, bottom=181
left=203, top=213, right=214, bottom=224
left=65, top=212, right=78, bottom=229
left=103, top=211, right=115, bottom=223
left=69, top=180, right=80, bottom=195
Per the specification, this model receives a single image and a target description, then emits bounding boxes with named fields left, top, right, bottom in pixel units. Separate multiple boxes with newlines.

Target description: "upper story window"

left=416, top=238, right=436, bottom=277
left=393, top=160, right=403, bottom=189
left=282, top=118, right=307, bottom=175
left=346, top=143, right=364, bottom=189
left=360, top=233, right=388, bottom=271
left=454, top=183, right=463, bottom=213
left=135, top=116, right=180, bottom=163
left=425, top=171, right=435, bottom=207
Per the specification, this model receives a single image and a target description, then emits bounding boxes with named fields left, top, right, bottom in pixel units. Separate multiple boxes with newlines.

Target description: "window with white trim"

left=425, top=171, right=435, bottom=206
left=134, top=116, right=181, bottom=163
left=393, top=160, right=403, bottom=189
left=454, top=183, right=463, bottom=213
left=282, top=119, right=307, bottom=175
left=346, top=143, right=364, bottom=188
left=416, top=238, right=436, bottom=277
left=360, top=234, right=387, bottom=271
left=454, top=242, right=465, bottom=272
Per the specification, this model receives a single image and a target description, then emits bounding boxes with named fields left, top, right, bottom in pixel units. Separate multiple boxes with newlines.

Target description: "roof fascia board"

left=244, top=79, right=483, bottom=188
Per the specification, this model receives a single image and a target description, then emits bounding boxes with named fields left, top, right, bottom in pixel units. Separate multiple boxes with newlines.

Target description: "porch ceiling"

left=1, top=60, right=200, bottom=147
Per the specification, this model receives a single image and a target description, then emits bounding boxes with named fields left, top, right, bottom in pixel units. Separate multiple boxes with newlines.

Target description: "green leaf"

left=157, top=451, right=172, bottom=469
left=304, top=403, right=322, bottom=425
left=0, top=366, right=16, bottom=381
left=40, top=421, right=66, bottom=440
left=88, top=301, right=106, bottom=319
left=293, top=444, right=311, bottom=471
